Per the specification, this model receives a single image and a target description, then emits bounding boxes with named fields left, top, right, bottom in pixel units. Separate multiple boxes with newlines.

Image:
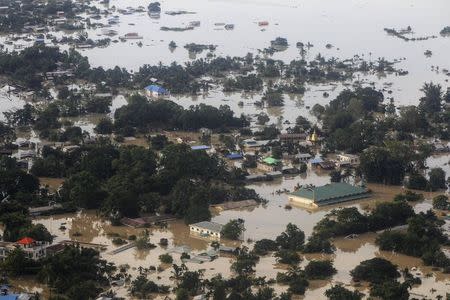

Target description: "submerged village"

left=0, top=0, right=450, bottom=299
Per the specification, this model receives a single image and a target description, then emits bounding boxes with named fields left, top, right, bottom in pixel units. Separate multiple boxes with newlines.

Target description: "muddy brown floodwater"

left=25, top=168, right=449, bottom=299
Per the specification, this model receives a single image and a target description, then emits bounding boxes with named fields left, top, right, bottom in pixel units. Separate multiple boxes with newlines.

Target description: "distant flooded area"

left=1, top=0, right=450, bottom=299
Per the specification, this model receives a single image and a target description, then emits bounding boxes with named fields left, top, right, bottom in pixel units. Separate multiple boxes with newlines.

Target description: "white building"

left=189, top=221, right=223, bottom=240
left=0, top=238, right=49, bottom=261
left=336, top=154, right=360, bottom=167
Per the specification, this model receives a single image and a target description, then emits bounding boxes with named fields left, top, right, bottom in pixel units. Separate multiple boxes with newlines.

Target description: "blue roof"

left=0, top=295, right=20, bottom=300
left=191, top=145, right=210, bottom=151
left=144, top=85, right=168, bottom=94
left=226, top=153, right=243, bottom=159
left=309, top=157, right=324, bottom=164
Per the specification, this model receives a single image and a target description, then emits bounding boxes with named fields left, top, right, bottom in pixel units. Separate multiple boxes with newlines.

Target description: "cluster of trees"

left=0, top=0, right=88, bottom=33
left=4, top=95, right=106, bottom=139
left=30, top=140, right=261, bottom=223
left=251, top=223, right=334, bottom=264
left=376, top=211, right=450, bottom=272
left=1, top=245, right=116, bottom=300
left=312, top=201, right=414, bottom=238
left=261, top=88, right=284, bottom=107
left=223, top=74, right=263, bottom=92
left=314, top=84, right=450, bottom=186
left=350, top=258, right=410, bottom=300
left=174, top=244, right=332, bottom=299
left=0, top=156, right=55, bottom=242
left=406, top=167, right=447, bottom=191
left=221, top=218, right=245, bottom=240
left=113, top=94, right=248, bottom=134
left=433, top=195, right=450, bottom=210
left=0, top=45, right=66, bottom=88
left=359, top=142, right=427, bottom=185
left=129, top=275, right=169, bottom=298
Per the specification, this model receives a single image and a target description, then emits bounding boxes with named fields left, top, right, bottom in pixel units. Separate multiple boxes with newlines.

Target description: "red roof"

left=17, top=237, right=35, bottom=245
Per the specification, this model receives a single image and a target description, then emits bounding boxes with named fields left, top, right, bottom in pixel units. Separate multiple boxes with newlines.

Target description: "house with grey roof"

left=189, top=221, right=223, bottom=239
left=288, top=182, right=370, bottom=208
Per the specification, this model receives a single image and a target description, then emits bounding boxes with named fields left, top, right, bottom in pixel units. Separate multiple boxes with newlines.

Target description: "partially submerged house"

left=288, top=182, right=370, bottom=208
left=279, top=133, right=307, bottom=144
left=0, top=238, right=50, bottom=261
left=297, top=153, right=312, bottom=163
left=144, top=85, right=169, bottom=98
left=226, top=153, right=244, bottom=160
left=242, top=139, right=271, bottom=149
left=189, top=221, right=223, bottom=239
left=191, top=145, right=211, bottom=151
left=257, top=157, right=282, bottom=172
left=210, top=200, right=258, bottom=211
left=336, top=154, right=360, bottom=167
left=307, top=157, right=324, bottom=168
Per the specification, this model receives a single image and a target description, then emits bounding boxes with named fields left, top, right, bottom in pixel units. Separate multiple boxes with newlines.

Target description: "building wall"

left=288, top=195, right=317, bottom=208
left=190, top=226, right=221, bottom=239
left=257, top=162, right=281, bottom=172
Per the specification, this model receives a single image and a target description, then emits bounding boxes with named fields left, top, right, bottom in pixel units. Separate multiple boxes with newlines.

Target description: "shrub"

left=304, top=260, right=336, bottom=279
left=221, top=219, right=245, bottom=240
left=159, top=253, right=173, bottom=264
left=432, top=195, right=449, bottom=210
left=275, top=249, right=301, bottom=265
left=253, top=239, right=278, bottom=255
left=112, top=238, right=127, bottom=246
left=325, top=285, right=363, bottom=300
left=276, top=223, right=305, bottom=251
left=350, top=258, right=399, bottom=283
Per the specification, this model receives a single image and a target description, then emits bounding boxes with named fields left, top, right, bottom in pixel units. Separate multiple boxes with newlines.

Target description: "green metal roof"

left=262, top=157, right=281, bottom=165
left=290, top=182, right=369, bottom=205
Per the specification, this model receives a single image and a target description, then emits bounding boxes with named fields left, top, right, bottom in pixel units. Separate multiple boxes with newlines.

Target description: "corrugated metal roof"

left=262, top=157, right=280, bottom=165
left=290, top=182, right=368, bottom=204
left=226, top=153, right=243, bottom=159
left=190, top=221, right=223, bottom=232
left=144, top=85, right=168, bottom=93
left=191, top=145, right=211, bottom=151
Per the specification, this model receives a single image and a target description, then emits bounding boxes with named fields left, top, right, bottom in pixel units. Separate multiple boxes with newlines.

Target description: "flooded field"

left=27, top=172, right=449, bottom=299
left=1, top=0, right=450, bottom=128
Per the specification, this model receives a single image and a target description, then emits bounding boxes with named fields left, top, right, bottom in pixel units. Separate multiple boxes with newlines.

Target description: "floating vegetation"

left=184, top=43, right=217, bottom=53
left=440, top=26, right=450, bottom=36
left=384, top=27, right=437, bottom=41
left=165, top=10, right=196, bottom=16
left=160, top=26, right=194, bottom=32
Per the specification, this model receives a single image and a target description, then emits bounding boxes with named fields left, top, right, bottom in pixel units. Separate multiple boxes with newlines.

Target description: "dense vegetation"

left=114, top=94, right=248, bottom=132
left=312, top=201, right=414, bottom=238
left=1, top=245, right=116, bottom=299
left=0, top=157, right=56, bottom=242
left=29, top=140, right=261, bottom=223
left=376, top=211, right=450, bottom=272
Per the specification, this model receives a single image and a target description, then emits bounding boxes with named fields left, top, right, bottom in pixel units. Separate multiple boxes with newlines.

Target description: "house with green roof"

left=257, top=156, right=282, bottom=172
left=288, top=182, right=370, bottom=208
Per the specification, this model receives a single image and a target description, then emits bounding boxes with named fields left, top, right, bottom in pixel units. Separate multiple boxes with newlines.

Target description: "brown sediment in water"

left=7, top=276, right=48, bottom=299
left=31, top=174, right=450, bottom=299
left=38, top=177, right=65, bottom=191
left=121, top=136, right=149, bottom=147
